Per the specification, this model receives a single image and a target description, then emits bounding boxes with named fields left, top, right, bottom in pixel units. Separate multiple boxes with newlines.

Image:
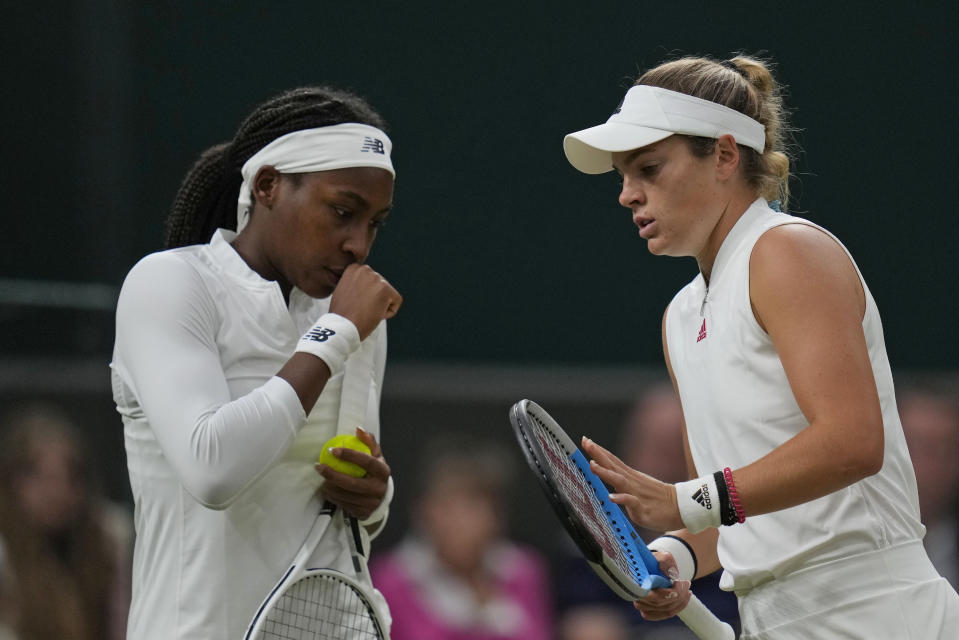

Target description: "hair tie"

left=720, top=59, right=748, bottom=79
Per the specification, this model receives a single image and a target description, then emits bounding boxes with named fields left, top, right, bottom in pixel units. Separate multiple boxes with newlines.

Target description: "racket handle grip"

left=678, top=593, right=736, bottom=639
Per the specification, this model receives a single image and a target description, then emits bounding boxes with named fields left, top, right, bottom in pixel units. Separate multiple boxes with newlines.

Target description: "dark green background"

left=4, top=2, right=957, bottom=369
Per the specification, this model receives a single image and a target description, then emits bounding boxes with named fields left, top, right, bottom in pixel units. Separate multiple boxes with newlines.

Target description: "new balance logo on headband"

left=361, top=137, right=385, bottom=154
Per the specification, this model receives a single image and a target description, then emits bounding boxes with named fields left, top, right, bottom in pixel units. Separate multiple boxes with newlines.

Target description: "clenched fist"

left=330, top=264, right=402, bottom=340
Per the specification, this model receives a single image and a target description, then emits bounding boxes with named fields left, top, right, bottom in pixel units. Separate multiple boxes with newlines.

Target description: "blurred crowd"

left=0, top=376, right=956, bottom=639
left=898, top=382, right=959, bottom=589
left=369, top=438, right=553, bottom=640
left=0, top=405, right=131, bottom=640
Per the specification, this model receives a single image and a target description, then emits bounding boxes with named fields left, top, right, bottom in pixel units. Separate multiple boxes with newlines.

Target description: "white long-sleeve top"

left=111, top=229, right=388, bottom=639
left=665, top=199, right=924, bottom=592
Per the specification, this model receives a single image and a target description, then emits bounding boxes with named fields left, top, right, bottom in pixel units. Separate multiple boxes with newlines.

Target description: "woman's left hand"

left=582, top=436, right=684, bottom=532
left=634, top=551, right=692, bottom=620
left=315, top=427, right=391, bottom=520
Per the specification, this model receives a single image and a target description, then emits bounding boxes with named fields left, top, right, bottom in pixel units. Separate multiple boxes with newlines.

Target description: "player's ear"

left=714, top=134, right=741, bottom=181
left=252, top=166, right=282, bottom=208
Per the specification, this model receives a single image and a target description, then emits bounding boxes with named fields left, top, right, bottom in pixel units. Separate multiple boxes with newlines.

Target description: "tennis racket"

left=245, top=335, right=388, bottom=639
left=244, top=502, right=389, bottom=639
left=509, top=399, right=735, bottom=640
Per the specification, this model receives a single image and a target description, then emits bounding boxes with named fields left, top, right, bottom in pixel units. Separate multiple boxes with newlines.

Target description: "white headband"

left=564, top=85, right=766, bottom=174
left=236, top=123, right=394, bottom=232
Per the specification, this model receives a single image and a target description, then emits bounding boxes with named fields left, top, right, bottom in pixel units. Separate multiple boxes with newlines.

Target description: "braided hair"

left=164, top=86, right=388, bottom=249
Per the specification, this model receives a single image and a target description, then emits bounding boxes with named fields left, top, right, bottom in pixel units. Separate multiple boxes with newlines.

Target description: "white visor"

left=237, top=123, right=394, bottom=232
left=564, top=85, right=766, bottom=174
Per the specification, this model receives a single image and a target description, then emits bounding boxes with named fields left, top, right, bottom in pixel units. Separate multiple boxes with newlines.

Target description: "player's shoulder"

left=752, top=218, right=853, bottom=275
left=750, top=218, right=865, bottom=317
left=123, top=246, right=206, bottom=290
left=118, top=246, right=216, bottom=319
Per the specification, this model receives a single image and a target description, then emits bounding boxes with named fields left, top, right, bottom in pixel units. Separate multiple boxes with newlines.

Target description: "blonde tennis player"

left=566, top=54, right=959, bottom=639
left=112, top=86, right=401, bottom=639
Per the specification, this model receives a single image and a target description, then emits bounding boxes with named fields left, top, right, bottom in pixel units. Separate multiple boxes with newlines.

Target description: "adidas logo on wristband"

left=692, top=484, right=712, bottom=509
left=676, top=475, right=722, bottom=533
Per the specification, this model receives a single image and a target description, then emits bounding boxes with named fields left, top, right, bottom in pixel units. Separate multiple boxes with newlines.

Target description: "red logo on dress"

left=696, top=319, right=707, bottom=343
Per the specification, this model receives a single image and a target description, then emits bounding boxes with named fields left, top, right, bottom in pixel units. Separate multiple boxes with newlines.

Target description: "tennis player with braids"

left=566, top=55, right=959, bottom=638
left=111, top=86, right=402, bottom=638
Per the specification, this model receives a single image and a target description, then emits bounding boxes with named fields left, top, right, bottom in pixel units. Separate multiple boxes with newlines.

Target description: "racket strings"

left=259, top=574, right=384, bottom=639
left=527, top=412, right=643, bottom=584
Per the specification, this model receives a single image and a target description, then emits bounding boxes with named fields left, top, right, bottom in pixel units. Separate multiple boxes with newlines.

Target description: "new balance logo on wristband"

left=361, top=137, right=385, bottom=154
left=692, top=484, right=712, bottom=509
left=303, top=326, right=336, bottom=342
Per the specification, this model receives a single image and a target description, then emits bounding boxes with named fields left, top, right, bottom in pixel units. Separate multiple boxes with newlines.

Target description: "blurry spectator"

left=620, top=386, right=689, bottom=498
left=556, top=384, right=739, bottom=640
left=370, top=438, right=552, bottom=640
left=900, top=384, right=959, bottom=588
left=557, top=604, right=628, bottom=640
left=0, top=405, right=132, bottom=640
left=0, top=539, right=15, bottom=639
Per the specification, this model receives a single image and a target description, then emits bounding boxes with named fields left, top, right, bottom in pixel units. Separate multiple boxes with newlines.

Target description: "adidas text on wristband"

left=295, top=313, right=360, bottom=376
left=675, top=474, right=722, bottom=534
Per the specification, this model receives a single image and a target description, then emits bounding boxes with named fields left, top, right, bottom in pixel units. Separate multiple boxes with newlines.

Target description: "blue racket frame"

left=510, top=399, right=737, bottom=639
left=510, top=398, right=669, bottom=597
left=568, top=449, right=672, bottom=593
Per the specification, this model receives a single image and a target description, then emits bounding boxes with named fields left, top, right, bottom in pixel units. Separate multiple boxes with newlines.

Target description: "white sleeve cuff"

left=295, top=313, right=361, bottom=376
left=359, top=475, right=393, bottom=537
left=648, top=535, right=697, bottom=582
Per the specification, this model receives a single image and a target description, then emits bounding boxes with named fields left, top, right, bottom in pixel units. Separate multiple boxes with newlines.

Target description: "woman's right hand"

left=330, top=264, right=402, bottom=339
left=582, top=436, right=685, bottom=533
left=315, top=427, right=391, bottom=520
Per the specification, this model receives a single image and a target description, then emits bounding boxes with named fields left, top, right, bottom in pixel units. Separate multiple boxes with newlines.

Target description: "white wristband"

left=675, top=474, right=722, bottom=534
left=648, top=535, right=697, bottom=582
left=295, top=313, right=360, bottom=376
left=359, top=475, right=394, bottom=528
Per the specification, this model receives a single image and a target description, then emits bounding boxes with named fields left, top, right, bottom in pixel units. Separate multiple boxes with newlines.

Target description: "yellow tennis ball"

left=318, top=434, right=371, bottom=477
